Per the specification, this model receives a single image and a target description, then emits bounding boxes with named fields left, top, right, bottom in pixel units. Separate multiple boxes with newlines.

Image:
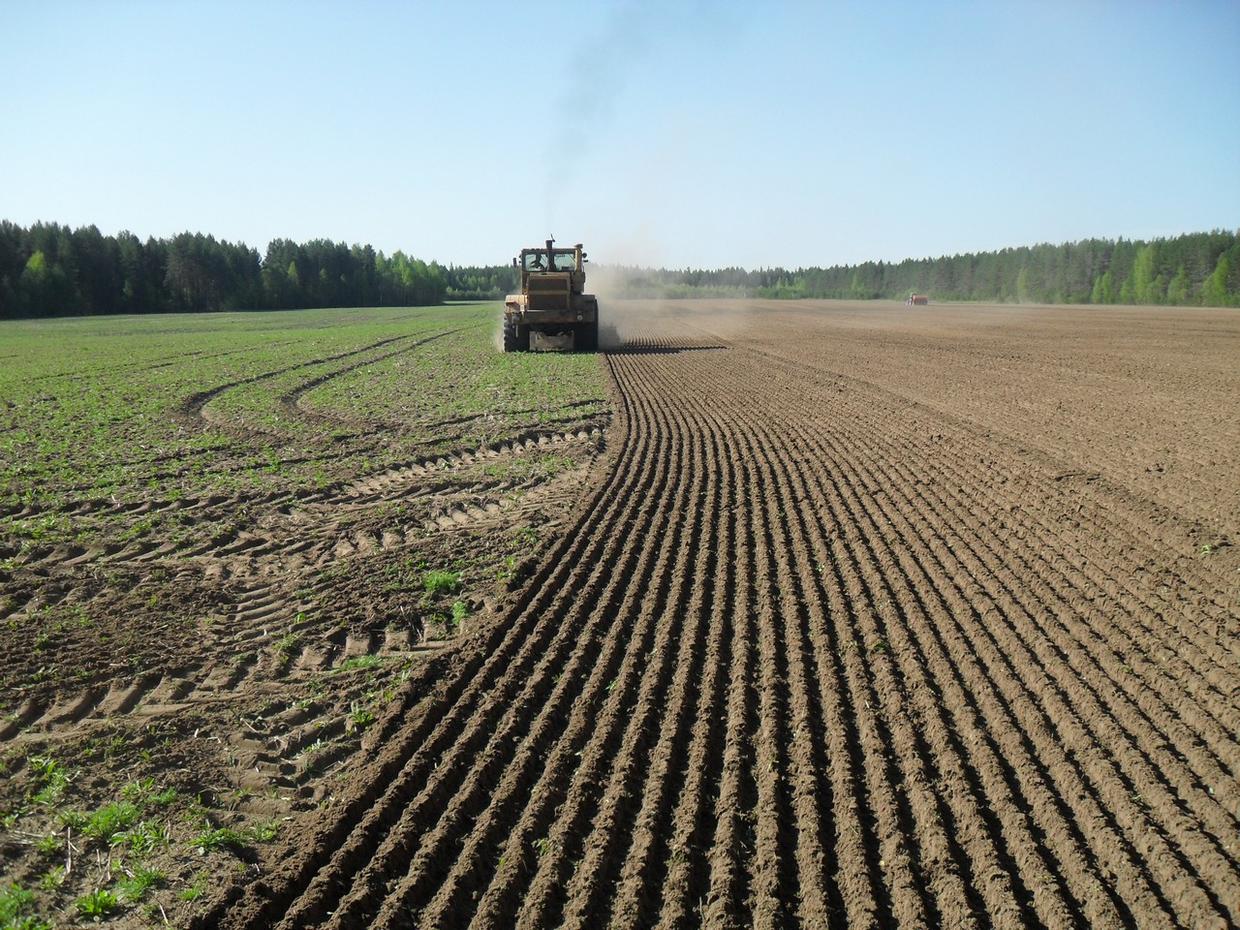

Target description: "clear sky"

left=3, top=0, right=1237, bottom=269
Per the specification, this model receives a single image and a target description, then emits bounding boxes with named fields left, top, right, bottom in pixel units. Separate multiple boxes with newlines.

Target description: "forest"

left=596, top=230, right=1240, bottom=305
left=1, top=222, right=1237, bottom=318
left=0, top=222, right=453, bottom=317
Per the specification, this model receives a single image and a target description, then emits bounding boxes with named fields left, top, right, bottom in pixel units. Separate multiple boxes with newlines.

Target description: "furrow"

left=360, top=353, right=698, bottom=929
left=209, top=364, right=643, bottom=928
left=776, top=382, right=1220, bottom=927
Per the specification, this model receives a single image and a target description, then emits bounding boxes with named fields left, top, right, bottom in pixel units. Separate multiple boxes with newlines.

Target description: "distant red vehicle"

left=906, top=293, right=929, bottom=306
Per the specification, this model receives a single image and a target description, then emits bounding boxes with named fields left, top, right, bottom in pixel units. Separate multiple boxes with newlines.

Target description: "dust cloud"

left=538, top=3, right=752, bottom=350
left=589, top=263, right=685, bottom=350
left=589, top=261, right=769, bottom=350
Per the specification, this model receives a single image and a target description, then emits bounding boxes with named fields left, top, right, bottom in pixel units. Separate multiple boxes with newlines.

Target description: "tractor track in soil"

left=0, top=425, right=606, bottom=743
left=183, top=328, right=463, bottom=435
left=197, top=303, right=1239, bottom=930
left=0, top=315, right=607, bottom=782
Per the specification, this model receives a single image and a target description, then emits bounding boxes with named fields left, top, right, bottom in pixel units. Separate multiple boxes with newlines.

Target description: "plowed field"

left=203, top=301, right=1239, bottom=930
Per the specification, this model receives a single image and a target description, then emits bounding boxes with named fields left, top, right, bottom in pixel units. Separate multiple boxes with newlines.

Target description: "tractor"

left=503, top=239, right=599, bottom=352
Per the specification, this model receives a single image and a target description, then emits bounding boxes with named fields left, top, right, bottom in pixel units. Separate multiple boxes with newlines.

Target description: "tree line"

left=404, top=230, right=1240, bottom=306
left=2, top=222, right=1237, bottom=318
left=591, top=230, right=1240, bottom=305
left=0, top=221, right=472, bottom=318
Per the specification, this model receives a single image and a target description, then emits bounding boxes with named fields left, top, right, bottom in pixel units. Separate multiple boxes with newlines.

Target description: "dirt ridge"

left=164, top=304, right=1239, bottom=929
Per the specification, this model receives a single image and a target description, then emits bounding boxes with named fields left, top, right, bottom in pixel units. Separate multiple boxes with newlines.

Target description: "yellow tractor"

left=503, top=239, right=599, bottom=351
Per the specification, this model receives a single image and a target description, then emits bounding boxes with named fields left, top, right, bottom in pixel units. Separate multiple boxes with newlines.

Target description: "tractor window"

left=521, top=251, right=577, bottom=271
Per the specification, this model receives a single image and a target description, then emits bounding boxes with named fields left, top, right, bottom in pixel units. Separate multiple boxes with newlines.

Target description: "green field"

left=0, top=303, right=609, bottom=928
left=0, top=304, right=607, bottom=552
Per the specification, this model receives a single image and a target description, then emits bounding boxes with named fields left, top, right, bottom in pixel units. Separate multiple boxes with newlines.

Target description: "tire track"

left=181, top=331, right=433, bottom=422
left=197, top=307, right=1239, bottom=930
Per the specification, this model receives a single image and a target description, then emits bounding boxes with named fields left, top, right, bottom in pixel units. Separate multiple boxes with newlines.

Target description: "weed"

left=115, top=820, right=171, bottom=856
left=0, top=306, right=606, bottom=531
left=275, top=632, right=301, bottom=657
left=29, top=756, right=70, bottom=806
left=249, top=820, right=280, bottom=843
left=75, top=888, right=119, bottom=920
left=78, top=801, right=141, bottom=842
left=336, top=654, right=381, bottom=673
left=121, top=777, right=177, bottom=808
left=179, top=876, right=207, bottom=902
left=34, top=833, right=60, bottom=857
left=193, top=825, right=247, bottom=854
left=870, top=639, right=891, bottom=655
left=483, top=453, right=575, bottom=482
left=116, top=866, right=164, bottom=903
left=497, top=553, right=519, bottom=581
left=348, top=703, right=375, bottom=729
left=0, top=885, right=46, bottom=929
left=450, top=600, right=469, bottom=630
left=122, top=516, right=157, bottom=543
left=38, top=866, right=64, bottom=891
left=422, top=569, right=461, bottom=598
left=513, top=526, right=539, bottom=547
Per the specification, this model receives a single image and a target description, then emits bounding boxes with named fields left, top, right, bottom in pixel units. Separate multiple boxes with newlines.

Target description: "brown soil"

left=203, top=300, right=1238, bottom=930
left=14, top=300, right=1240, bottom=928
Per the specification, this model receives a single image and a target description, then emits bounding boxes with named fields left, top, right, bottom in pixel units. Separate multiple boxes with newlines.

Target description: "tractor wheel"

left=502, top=317, right=528, bottom=352
left=576, top=320, right=598, bottom=352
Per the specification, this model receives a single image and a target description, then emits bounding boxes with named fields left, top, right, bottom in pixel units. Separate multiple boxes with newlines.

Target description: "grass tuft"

left=114, top=819, right=171, bottom=856
left=0, top=885, right=37, bottom=923
left=422, top=569, right=461, bottom=598
left=116, top=866, right=165, bottom=903
left=75, top=888, right=119, bottom=921
left=79, top=801, right=141, bottom=843
left=336, top=654, right=381, bottom=673
left=193, top=825, right=246, bottom=854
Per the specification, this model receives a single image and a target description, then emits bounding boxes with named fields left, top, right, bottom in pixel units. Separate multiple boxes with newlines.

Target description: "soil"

left=6, top=300, right=1239, bottom=929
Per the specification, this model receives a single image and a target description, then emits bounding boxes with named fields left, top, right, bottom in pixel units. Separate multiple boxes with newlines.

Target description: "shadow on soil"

left=602, top=343, right=727, bottom=355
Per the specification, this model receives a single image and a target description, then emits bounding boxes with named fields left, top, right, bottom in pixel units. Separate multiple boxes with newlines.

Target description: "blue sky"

left=2, top=0, right=1237, bottom=268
